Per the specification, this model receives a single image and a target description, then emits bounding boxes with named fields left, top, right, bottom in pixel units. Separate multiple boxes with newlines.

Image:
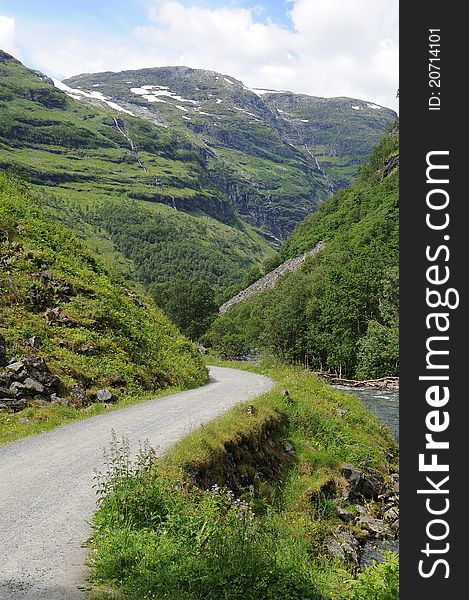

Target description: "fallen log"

left=313, top=373, right=399, bottom=390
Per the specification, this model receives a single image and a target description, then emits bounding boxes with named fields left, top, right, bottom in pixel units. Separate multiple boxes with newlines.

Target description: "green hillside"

left=209, top=123, right=399, bottom=378
left=0, top=50, right=272, bottom=294
left=0, top=173, right=207, bottom=441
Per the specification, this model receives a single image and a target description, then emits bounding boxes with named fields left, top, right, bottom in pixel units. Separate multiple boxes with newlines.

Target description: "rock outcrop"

left=0, top=355, right=62, bottom=412
left=185, top=413, right=292, bottom=494
left=325, top=464, right=399, bottom=568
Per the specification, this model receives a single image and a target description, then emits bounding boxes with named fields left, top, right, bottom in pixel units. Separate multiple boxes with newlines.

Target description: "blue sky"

left=0, top=0, right=398, bottom=110
left=0, top=0, right=293, bottom=32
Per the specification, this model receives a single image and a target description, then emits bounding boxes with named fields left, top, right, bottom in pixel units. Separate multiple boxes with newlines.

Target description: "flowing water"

left=334, top=385, right=399, bottom=441
left=334, top=384, right=400, bottom=568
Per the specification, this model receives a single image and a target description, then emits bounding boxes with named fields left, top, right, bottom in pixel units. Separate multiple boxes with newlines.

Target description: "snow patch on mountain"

left=52, top=79, right=134, bottom=115
left=250, top=88, right=284, bottom=96
left=130, top=87, right=197, bottom=104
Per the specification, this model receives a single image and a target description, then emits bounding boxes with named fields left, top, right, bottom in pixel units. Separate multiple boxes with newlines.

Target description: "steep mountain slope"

left=65, top=66, right=396, bottom=241
left=0, top=173, right=207, bottom=417
left=0, top=50, right=272, bottom=293
left=0, top=49, right=396, bottom=302
left=260, top=92, right=395, bottom=190
left=209, top=123, right=399, bottom=378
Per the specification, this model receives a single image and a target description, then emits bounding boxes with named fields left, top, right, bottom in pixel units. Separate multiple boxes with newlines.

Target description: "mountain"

left=209, top=122, right=399, bottom=379
left=0, top=49, right=396, bottom=303
left=0, top=50, right=272, bottom=296
left=64, top=66, right=397, bottom=241
left=0, top=173, right=207, bottom=415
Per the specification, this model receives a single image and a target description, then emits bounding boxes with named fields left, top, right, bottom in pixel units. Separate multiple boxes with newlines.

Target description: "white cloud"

left=4, top=1, right=398, bottom=111
left=0, top=15, right=22, bottom=59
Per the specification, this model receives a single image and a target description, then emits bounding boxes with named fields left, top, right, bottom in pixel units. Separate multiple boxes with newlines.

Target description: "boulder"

left=357, top=514, right=391, bottom=537
left=6, top=361, right=26, bottom=377
left=16, top=356, right=60, bottom=393
left=336, top=529, right=360, bottom=564
left=341, top=464, right=384, bottom=500
left=327, top=528, right=360, bottom=564
left=95, top=389, right=117, bottom=403
left=9, top=382, right=27, bottom=397
left=23, top=378, right=45, bottom=395
left=28, top=336, right=42, bottom=349
left=0, top=354, right=62, bottom=410
left=310, top=479, right=338, bottom=504
left=359, top=538, right=400, bottom=570
left=326, top=539, right=345, bottom=561
left=44, top=307, right=75, bottom=326
left=0, top=387, right=15, bottom=400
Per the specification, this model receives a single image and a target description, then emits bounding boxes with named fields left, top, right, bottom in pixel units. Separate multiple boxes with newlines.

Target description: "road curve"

left=0, top=366, right=273, bottom=600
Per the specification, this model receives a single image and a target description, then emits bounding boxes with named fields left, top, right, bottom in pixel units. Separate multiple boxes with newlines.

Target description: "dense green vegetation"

left=0, top=50, right=272, bottom=295
left=208, top=124, right=399, bottom=378
left=151, top=278, right=218, bottom=340
left=88, top=361, right=398, bottom=600
left=0, top=173, right=207, bottom=444
left=89, top=200, right=269, bottom=292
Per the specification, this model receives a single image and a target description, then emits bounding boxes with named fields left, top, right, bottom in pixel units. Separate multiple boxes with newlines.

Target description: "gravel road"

left=0, top=366, right=273, bottom=600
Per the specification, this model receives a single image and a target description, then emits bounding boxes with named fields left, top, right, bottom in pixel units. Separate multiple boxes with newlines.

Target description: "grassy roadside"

left=0, top=385, right=198, bottom=446
left=87, top=358, right=399, bottom=600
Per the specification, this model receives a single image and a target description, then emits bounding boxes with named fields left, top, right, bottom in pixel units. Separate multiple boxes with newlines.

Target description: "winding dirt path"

left=0, top=366, right=273, bottom=599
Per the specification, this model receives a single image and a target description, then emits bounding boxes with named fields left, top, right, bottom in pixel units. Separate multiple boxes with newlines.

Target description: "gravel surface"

left=0, top=366, right=273, bottom=600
